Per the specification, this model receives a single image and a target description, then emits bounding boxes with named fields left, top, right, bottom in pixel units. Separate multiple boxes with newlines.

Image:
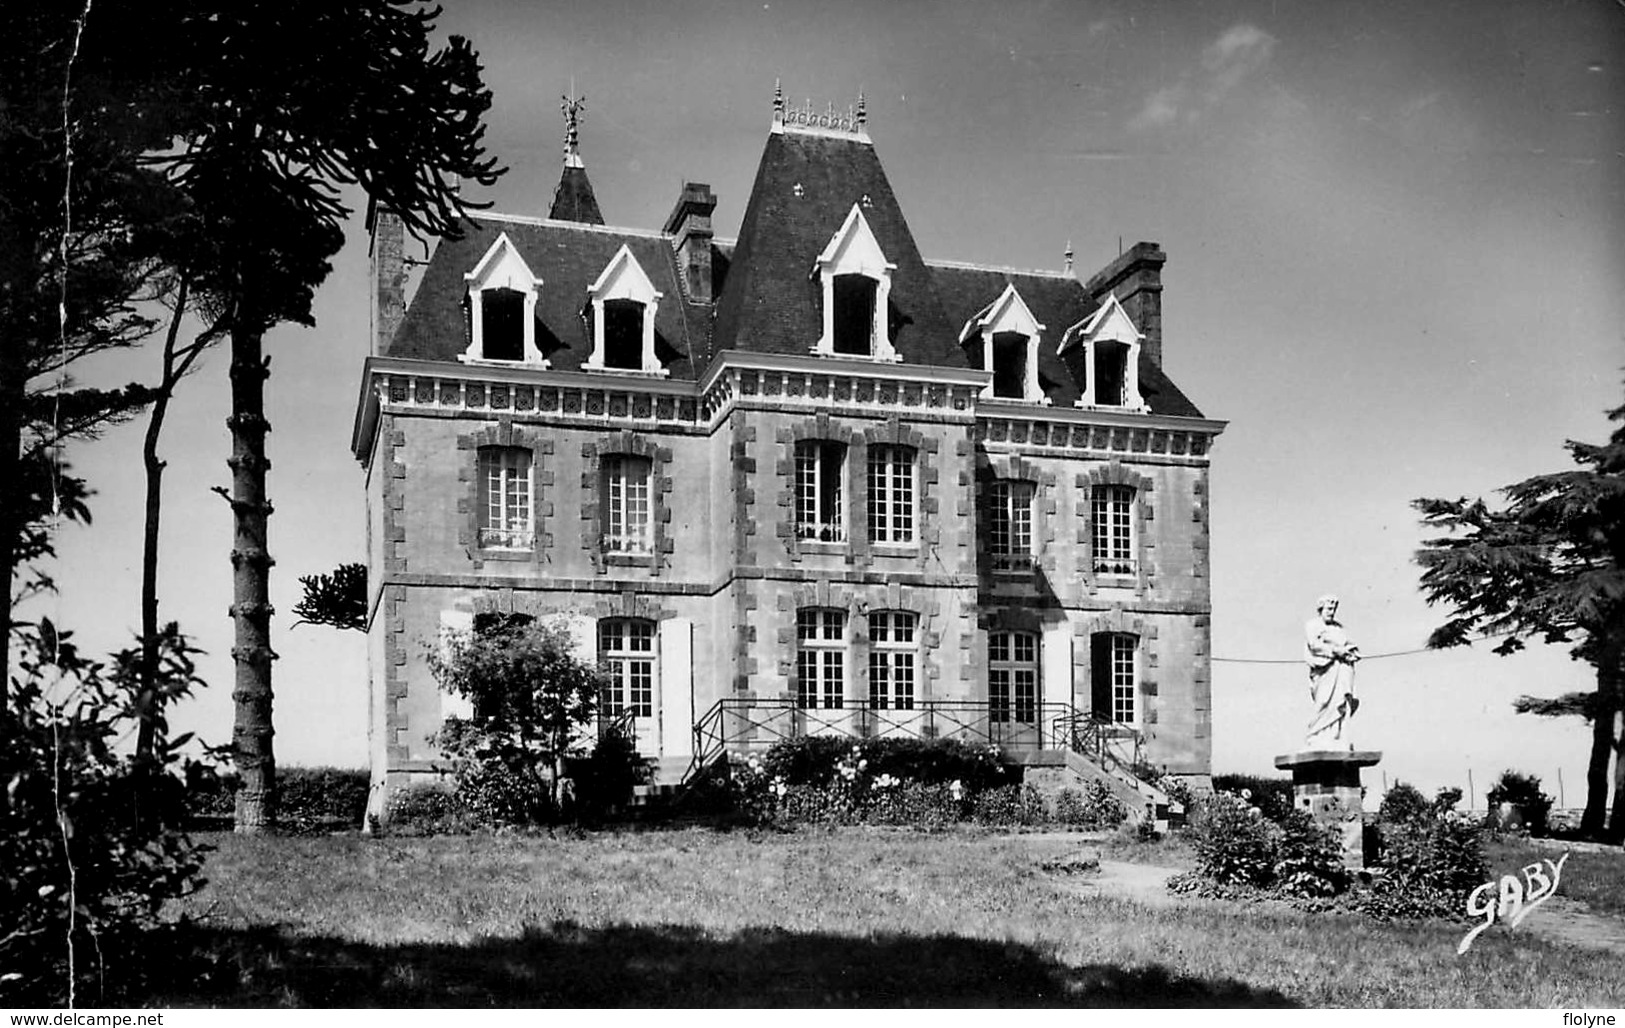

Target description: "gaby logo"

left=1457, top=852, right=1569, bottom=954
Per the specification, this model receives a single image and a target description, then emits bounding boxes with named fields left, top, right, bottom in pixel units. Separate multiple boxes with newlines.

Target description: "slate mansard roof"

left=390, top=218, right=713, bottom=378
left=385, top=115, right=1205, bottom=419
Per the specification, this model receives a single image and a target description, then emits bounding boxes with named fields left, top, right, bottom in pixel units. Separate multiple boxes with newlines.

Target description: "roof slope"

left=387, top=218, right=711, bottom=379
left=929, top=262, right=1204, bottom=418
left=710, top=130, right=961, bottom=365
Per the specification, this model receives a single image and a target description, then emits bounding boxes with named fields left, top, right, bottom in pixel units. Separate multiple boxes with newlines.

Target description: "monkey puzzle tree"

left=141, top=0, right=501, bottom=831
left=1414, top=392, right=1625, bottom=841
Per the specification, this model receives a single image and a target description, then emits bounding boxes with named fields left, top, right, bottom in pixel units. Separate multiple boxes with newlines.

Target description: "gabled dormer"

left=959, top=283, right=1047, bottom=403
left=1060, top=293, right=1146, bottom=410
left=462, top=233, right=546, bottom=366
left=812, top=204, right=898, bottom=361
left=584, top=244, right=665, bottom=375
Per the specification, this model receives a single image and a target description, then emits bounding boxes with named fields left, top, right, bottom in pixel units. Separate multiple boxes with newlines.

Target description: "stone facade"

left=352, top=94, right=1226, bottom=821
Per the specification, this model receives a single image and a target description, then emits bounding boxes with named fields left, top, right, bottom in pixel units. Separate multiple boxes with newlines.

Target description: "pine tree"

left=1415, top=391, right=1625, bottom=840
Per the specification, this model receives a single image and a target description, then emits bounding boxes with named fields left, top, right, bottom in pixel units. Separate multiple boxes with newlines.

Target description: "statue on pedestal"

left=1304, top=594, right=1360, bottom=748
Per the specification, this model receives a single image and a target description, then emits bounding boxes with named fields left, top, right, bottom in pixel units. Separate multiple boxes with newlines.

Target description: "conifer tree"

left=1415, top=391, right=1625, bottom=840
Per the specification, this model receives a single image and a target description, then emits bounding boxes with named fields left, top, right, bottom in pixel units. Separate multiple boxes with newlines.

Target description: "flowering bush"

left=1354, top=809, right=1486, bottom=920
left=1189, top=790, right=1278, bottom=887
left=1272, top=808, right=1349, bottom=898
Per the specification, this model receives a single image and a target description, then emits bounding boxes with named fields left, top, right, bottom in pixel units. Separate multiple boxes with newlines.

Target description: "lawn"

left=142, top=826, right=1625, bottom=1008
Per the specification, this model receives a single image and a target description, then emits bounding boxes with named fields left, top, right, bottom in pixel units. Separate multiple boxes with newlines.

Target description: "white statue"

left=1304, top=594, right=1360, bottom=748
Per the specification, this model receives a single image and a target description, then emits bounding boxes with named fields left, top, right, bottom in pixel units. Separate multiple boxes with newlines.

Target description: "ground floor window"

left=1090, top=632, right=1137, bottom=724
left=796, top=608, right=846, bottom=709
left=867, top=611, right=916, bottom=710
left=988, top=630, right=1038, bottom=723
left=599, top=618, right=655, bottom=718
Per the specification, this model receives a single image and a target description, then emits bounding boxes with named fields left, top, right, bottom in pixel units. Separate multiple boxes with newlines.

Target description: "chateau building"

left=352, top=89, right=1226, bottom=820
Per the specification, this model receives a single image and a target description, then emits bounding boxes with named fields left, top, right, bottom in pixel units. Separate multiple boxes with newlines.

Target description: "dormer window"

left=586, top=245, right=665, bottom=375
left=480, top=289, right=526, bottom=361
left=462, top=233, right=545, bottom=365
left=813, top=205, right=897, bottom=361
left=1093, top=340, right=1130, bottom=407
left=602, top=299, right=645, bottom=370
left=1060, top=293, right=1146, bottom=410
left=990, top=333, right=1029, bottom=399
left=958, top=283, right=1046, bottom=402
left=832, top=274, right=878, bottom=355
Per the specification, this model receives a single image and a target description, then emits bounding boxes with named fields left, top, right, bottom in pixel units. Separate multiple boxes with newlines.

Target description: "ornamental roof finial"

left=561, top=86, right=586, bottom=168
left=773, top=79, right=785, bottom=123
left=856, top=90, right=866, bottom=129
left=1064, top=239, right=1074, bottom=274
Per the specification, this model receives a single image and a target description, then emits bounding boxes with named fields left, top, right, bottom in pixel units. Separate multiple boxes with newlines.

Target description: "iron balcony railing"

left=685, top=697, right=1146, bottom=785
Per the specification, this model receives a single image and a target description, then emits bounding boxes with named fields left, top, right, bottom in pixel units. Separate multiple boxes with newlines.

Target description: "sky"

left=34, top=0, right=1625, bottom=806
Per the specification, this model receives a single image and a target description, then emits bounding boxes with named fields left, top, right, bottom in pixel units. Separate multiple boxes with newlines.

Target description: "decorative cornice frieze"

left=351, top=353, right=1225, bottom=467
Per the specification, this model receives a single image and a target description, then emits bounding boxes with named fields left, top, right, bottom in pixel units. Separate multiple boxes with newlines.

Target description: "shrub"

left=760, top=736, right=854, bottom=786
left=429, top=616, right=601, bottom=817
left=1055, top=780, right=1130, bottom=829
left=1212, top=774, right=1293, bottom=822
left=2, top=622, right=210, bottom=1006
left=573, top=728, right=651, bottom=817
left=1358, top=810, right=1487, bottom=920
left=384, top=784, right=470, bottom=835
left=1486, top=770, right=1552, bottom=837
left=1156, top=774, right=1196, bottom=811
left=972, top=784, right=1024, bottom=827
left=1189, top=791, right=1277, bottom=887
left=277, top=767, right=370, bottom=829
left=761, top=736, right=1005, bottom=792
left=1272, top=808, right=1349, bottom=897
left=1432, top=786, right=1463, bottom=814
left=1378, top=781, right=1430, bottom=824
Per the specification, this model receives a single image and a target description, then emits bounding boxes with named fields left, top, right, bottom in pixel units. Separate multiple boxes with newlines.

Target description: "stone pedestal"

left=1274, top=749, right=1382, bottom=870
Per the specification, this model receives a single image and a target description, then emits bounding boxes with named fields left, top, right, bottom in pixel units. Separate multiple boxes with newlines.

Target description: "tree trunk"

left=134, top=387, right=167, bottom=763
left=1608, top=705, right=1624, bottom=845
left=0, top=375, right=20, bottom=708
left=1604, top=658, right=1624, bottom=844
left=1580, top=655, right=1620, bottom=840
left=228, top=325, right=277, bottom=832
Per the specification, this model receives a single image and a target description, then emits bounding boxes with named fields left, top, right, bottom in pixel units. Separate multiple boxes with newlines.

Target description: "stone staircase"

left=1014, top=749, right=1172, bottom=831
left=629, top=754, right=692, bottom=810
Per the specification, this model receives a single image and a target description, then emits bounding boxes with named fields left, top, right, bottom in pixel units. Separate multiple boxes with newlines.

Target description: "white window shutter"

left=1042, top=620, right=1074, bottom=712
left=660, top=618, right=695, bottom=758
left=564, top=613, right=597, bottom=665
left=438, top=610, right=475, bottom=722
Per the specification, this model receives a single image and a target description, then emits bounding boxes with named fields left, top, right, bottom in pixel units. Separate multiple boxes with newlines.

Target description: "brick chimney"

left=367, top=199, right=406, bottom=355
left=663, top=182, right=717, bottom=305
left=1083, top=242, right=1166, bottom=367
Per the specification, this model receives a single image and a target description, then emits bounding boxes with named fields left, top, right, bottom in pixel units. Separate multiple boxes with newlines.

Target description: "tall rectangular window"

left=866, top=445, right=916, bottom=544
left=599, top=618, right=655, bottom=718
left=1090, top=632, right=1138, bottom=725
left=477, top=447, right=533, bottom=549
left=601, top=455, right=652, bottom=554
left=867, top=611, right=916, bottom=710
left=988, top=630, right=1038, bottom=723
left=1091, top=485, right=1136, bottom=575
left=796, top=609, right=846, bottom=709
left=988, top=480, right=1035, bottom=564
left=795, top=441, right=845, bottom=542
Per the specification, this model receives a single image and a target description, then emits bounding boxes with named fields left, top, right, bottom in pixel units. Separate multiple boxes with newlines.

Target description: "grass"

left=1486, top=836, right=1625, bottom=919
left=134, top=825, right=1625, bottom=1008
